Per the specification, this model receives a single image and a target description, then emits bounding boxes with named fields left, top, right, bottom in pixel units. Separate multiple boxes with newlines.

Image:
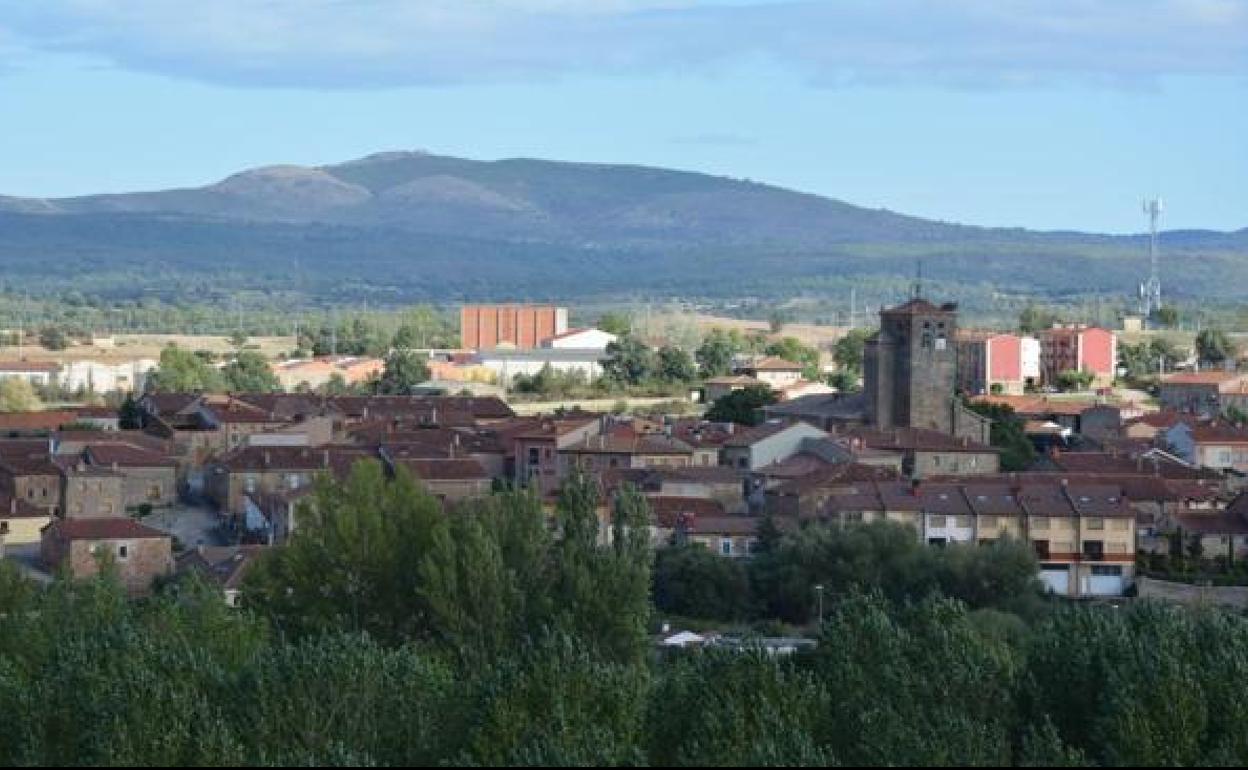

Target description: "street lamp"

left=814, top=584, right=825, bottom=627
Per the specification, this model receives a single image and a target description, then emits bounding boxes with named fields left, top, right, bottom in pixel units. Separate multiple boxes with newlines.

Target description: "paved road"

left=139, top=504, right=228, bottom=549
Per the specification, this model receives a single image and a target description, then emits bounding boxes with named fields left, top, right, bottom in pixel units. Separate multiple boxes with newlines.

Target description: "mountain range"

left=1, top=151, right=1243, bottom=308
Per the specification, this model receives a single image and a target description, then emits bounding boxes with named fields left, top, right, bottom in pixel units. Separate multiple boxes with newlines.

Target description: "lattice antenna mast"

left=1139, top=197, right=1163, bottom=317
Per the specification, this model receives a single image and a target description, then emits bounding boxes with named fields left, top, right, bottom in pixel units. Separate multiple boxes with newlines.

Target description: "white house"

left=542, top=328, right=618, bottom=351
left=477, top=348, right=607, bottom=383
left=60, top=359, right=157, bottom=393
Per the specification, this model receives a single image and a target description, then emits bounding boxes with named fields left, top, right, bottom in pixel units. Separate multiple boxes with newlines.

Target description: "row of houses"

left=956, top=324, right=1117, bottom=395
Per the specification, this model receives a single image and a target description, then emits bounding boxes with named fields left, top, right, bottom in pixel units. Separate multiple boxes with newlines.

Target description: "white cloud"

left=1, top=0, right=1244, bottom=88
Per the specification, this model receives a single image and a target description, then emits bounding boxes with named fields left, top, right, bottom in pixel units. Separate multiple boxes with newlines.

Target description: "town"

left=2, top=1, right=1245, bottom=765
left=0, top=297, right=1241, bottom=609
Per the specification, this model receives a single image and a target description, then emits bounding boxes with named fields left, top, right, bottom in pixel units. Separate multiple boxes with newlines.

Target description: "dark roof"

left=1174, top=510, right=1248, bottom=537
left=390, top=457, right=491, bottom=481
left=44, top=517, right=170, bottom=540
left=851, top=427, right=995, bottom=454
left=0, top=452, right=60, bottom=476
left=768, top=462, right=901, bottom=497
left=817, top=479, right=1134, bottom=519
left=84, top=443, right=177, bottom=468
left=176, top=545, right=268, bottom=590
left=213, top=445, right=376, bottom=475
left=764, top=393, right=870, bottom=422
left=564, top=434, right=694, bottom=455
left=723, top=420, right=818, bottom=448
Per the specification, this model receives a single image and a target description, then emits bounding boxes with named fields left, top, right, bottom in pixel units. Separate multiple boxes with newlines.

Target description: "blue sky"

left=0, top=0, right=1244, bottom=233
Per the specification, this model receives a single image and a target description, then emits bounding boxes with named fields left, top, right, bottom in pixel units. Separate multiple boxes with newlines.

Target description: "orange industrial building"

left=460, top=305, right=568, bottom=350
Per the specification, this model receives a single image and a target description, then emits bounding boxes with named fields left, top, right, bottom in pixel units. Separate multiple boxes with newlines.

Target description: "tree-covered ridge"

left=4, top=463, right=1248, bottom=765
left=0, top=150, right=1245, bottom=309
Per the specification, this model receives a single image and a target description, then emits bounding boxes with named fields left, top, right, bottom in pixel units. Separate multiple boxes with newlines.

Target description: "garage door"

left=1039, top=565, right=1070, bottom=595
left=1086, top=566, right=1125, bottom=596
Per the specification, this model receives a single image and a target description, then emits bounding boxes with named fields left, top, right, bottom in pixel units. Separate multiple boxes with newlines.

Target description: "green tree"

left=1196, top=328, right=1235, bottom=366
left=0, top=378, right=42, bottom=412
left=1055, top=368, right=1095, bottom=392
left=1019, top=304, right=1060, bottom=334
left=653, top=544, right=753, bottom=621
left=833, top=328, right=872, bottom=376
left=597, top=311, right=632, bottom=337
left=144, top=346, right=227, bottom=392
left=222, top=350, right=281, bottom=392
left=765, top=336, right=821, bottom=380
left=38, top=326, right=70, bottom=351
left=965, top=400, right=1036, bottom=471
left=704, top=384, right=777, bottom=426
left=245, top=461, right=445, bottom=644
left=695, top=328, right=739, bottom=378
left=600, top=335, right=656, bottom=387
left=1154, top=306, right=1179, bottom=328
left=319, top=372, right=352, bottom=395
left=656, top=345, right=697, bottom=383
left=118, top=393, right=143, bottom=429
left=371, top=348, right=431, bottom=395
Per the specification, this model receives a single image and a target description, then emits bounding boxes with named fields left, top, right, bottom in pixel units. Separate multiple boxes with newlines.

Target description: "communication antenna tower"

left=1138, top=197, right=1163, bottom=317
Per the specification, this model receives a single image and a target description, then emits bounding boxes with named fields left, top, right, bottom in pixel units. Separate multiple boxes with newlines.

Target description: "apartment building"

left=1037, top=325, right=1117, bottom=388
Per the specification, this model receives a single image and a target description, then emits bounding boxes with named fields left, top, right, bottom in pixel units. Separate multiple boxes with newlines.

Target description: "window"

left=929, top=515, right=947, bottom=528
left=528, top=448, right=540, bottom=466
left=1032, top=517, right=1049, bottom=530
left=1083, top=540, right=1104, bottom=560
left=117, top=544, right=129, bottom=560
left=1091, top=565, right=1122, bottom=577
left=720, top=538, right=733, bottom=556
left=928, top=537, right=947, bottom=547
left=956, top=515, right=972, bottom=528
left=980, top=515, right=997, bottom=530
left=1087, top=518, right=1105, bottom=530
left=1033, top=540, right=1050, bottom=559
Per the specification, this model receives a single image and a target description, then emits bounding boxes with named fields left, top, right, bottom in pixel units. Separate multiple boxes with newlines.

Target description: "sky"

left=0, top=0, right=1245, bottom=233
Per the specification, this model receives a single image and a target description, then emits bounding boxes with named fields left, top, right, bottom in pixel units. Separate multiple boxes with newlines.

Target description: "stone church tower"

left=864, top=297, right=960, bottom=434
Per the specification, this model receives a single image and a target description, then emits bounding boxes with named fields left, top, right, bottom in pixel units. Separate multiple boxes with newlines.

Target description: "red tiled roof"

left=648, top=496, right=727, bottom=528
left=45, top=517, right=169, bottom=540
left=749, top=356, right=803, bottom=371
left=84, top=443, right=177, bottom=468
left=0, top=411, right=80, bottom=433
left=0, top=361, right=60, bottom=373
left=1162, top=371, right=1245, bottom=386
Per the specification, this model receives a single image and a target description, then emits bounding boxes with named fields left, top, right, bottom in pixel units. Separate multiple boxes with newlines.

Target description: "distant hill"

left=1, top=151, right=1244, bottom=306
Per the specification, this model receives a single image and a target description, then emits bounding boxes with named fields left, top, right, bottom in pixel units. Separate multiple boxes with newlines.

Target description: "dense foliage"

left=7, top=465, right=1248, bottom=765
left=704, top=384, right=779, bottom=425
left=965, top=400, right=1037, bottom=471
